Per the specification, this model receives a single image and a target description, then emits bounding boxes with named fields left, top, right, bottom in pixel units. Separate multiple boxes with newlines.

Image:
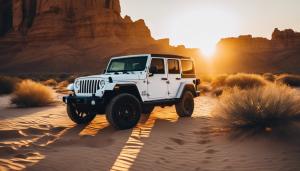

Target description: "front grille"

left=78, top=80, right=100, bottom=94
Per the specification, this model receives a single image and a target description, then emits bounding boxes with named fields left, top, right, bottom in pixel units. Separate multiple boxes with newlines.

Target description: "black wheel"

left=67, top=103, right=96, bottom=124
left=106, top=94, right=141, bottom=130
left=142, top=105, right=155, bottom=115
left=175, top=91, right=194, bottom=117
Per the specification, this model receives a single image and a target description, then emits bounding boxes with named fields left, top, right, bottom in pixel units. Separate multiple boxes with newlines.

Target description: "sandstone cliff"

left=214, top=28, right=300, bottom=74
left=0, top=0, right=206, bottom=74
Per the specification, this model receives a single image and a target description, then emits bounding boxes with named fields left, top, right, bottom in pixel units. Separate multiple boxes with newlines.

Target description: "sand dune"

left=0, top=95, right=300, bottom=171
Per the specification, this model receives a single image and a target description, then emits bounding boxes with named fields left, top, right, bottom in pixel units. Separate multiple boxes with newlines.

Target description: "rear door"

left=147, top=58, right=168, bottom=100
left=167, top=59, right=181, bottom=98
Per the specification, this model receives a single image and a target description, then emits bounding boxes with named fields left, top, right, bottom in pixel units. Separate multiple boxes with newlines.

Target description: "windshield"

left=107, top=56, right=148, bottom=73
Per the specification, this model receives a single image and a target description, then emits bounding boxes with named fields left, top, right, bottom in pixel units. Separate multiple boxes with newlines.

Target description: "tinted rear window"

left=181, top=60, right=195, bottom=75
left=168, top=59, right=180, bottom=74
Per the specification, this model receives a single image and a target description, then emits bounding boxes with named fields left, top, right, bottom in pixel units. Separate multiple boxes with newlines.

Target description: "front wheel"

left=175, top=91, right=194, bottom=117
left=106, top=94, right=141, bottom=130
left=67, top=104, right=97, bottom=124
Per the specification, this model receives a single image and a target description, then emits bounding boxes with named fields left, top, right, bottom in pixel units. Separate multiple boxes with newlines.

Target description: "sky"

left=120, top=0, right=300, bottom=56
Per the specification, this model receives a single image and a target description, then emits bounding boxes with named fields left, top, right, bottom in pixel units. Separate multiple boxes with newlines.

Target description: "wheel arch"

left=103, top=84, right=143, bottom=103
left=176, top=83, right=197, bottom=98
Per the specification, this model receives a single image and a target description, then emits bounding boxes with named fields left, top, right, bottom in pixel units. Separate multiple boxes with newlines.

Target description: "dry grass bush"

left=276, top=74, right=300, bottom=87
left=210, top=73, right=267, bottom=97
left=212, top=87, right=224, bottom=97
left=199, top=83, right=212, bottom=94
left=0, top=76, right=20, bottom=95
left=214, top=84, right=300, bottom=128
left=211, top=74, right=228, bottom=88
left=225, top=73, right=267, bottom=90
left=11, top=80, right=54, bottom=107
left=57, top=80, right=69, bottom=88
left=263, top=73, right=276, bottom=82
left=42, top=79, right=58, bottom=87
left=55, top=80, right=70, bottom=94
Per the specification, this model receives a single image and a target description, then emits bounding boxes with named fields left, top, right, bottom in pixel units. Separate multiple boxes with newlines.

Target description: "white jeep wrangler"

left=63, top=54, right=200, bottom=130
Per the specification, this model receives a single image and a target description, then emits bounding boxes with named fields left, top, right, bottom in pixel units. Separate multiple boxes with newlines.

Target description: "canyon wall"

left=0, top=0, right=205, bottom=74
left=214, top=28, right=300, bottom=74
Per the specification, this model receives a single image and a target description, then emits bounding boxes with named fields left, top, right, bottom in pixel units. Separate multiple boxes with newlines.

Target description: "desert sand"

left=0, top=94, right=300, bottom=171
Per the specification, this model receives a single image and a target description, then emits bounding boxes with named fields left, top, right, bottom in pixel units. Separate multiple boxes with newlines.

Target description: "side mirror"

left=149, top=66, right=157, bottom=77
left=103, top=69, right=106, bottom=74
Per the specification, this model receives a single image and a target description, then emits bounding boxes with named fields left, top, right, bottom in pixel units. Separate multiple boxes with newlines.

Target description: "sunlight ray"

left=110, top=117, right=156, bottom=171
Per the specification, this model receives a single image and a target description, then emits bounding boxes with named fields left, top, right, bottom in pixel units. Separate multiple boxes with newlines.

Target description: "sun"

left=167, top=4, right=239, bottom=60
left=200, top=44, right=216, bottom=59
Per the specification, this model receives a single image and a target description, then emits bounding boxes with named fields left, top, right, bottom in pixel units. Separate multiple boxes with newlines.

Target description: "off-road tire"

left=175, top=91, right=194, bottom=117
left=67, top=103, right=97, bottom=124
left=142, top=105, right=155, bottom=115
left=106, top=93, right=141, bottom=130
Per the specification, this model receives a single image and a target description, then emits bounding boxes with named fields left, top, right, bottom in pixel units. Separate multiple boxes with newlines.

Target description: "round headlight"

left=99, top=80, right=105, bottom=88
left=75, top=80, right=80, bottom=88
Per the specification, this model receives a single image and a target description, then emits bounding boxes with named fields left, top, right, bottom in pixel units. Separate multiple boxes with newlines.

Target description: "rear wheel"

left=106, top=94, right=141, bottom=130
left=67, top=103, right=96, bottom=124
left=142, top=105, right=155, bottom=115
left=175, top=91, right=194, bottom=117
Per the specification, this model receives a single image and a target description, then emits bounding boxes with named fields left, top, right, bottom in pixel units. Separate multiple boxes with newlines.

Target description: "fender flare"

left=106, top=83, right=143, bottom=102
left=176, top=83, right=196, bottom=98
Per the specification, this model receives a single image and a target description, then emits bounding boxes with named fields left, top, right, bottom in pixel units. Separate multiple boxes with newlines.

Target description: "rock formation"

left=214, top=28, right=300, bottom=74
left=0, top=0, right=206, bottom=74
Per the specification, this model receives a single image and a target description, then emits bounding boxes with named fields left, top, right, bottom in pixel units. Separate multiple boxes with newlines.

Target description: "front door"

left=147, top=58, right=168, bottom=100
left=167, top=59, right=181, bottom=98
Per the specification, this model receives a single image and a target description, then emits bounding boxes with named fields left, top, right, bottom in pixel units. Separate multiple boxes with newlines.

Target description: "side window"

left=150, top=58, right=165, bottom=74
left=168, top=59, right=180, bottom=74
left=181, top=60, right=195, bottom=75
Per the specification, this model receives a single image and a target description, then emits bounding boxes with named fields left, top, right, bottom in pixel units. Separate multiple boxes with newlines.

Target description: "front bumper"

left=62, top=95, right=104, bottom=106
left=196, top=91, right=200, bottom=97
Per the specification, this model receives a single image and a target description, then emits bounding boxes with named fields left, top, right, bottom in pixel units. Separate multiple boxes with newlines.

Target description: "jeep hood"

left=76, top=73, right=144, bottom=81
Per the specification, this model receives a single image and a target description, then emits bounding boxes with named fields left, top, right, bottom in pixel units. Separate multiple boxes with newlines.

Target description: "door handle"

left=161, top=78, right=168, bottom=80
left=176, top=78, right=181, bottom=80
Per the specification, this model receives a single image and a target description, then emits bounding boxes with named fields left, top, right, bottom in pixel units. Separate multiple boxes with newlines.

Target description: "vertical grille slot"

left=78, top=79, right=101, bottom=94
left=92, top=80, right=97, bottom=94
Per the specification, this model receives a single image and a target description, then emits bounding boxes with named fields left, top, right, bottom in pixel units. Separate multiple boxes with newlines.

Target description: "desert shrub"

left=263, top=73, right=276, bottom=82
left=55, top=81, right=70, bottom=94
left=11, top=80, right=54, bottom=107
left=199, top=83, right=211, bottom=94
left=276, top=74, right=300, bottom=87
left=211, top=74, right=228, bottom=88
left=212, top=87, right=224, bottom=97
left=213, top=84, right=300, bottom=128
left=225, top=73, right=267, bottom=90
left=57, top=80, right=69, bottom=88
left=43, top=79, right=58, bottom=87
left=0, top=76, right=20, bottom=95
